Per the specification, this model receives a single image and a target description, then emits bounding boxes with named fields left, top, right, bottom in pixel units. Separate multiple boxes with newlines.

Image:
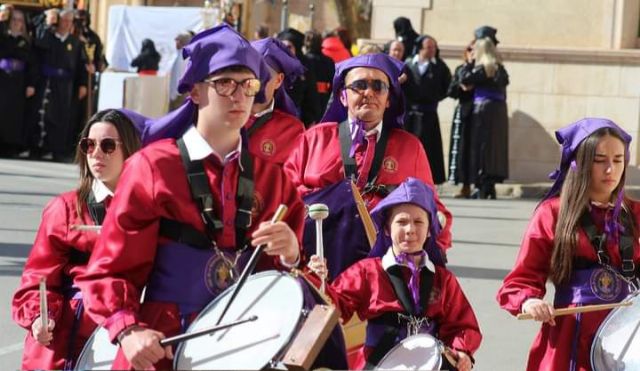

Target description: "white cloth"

left=182, top=126, right=243, bottom=168
left=91, top=180, right=114, bottom=202
left=381, top=246, right=435, bottom=273
left=349, top=119, right=383, bottom=142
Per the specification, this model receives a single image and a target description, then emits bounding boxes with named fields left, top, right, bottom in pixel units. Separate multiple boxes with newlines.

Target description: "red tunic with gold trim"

left=12, top=191, right=104, bottom=370
left=316, top=254, right=482, bottom=370
left=283, top=121, right=453, bottom=249
left=76, top=138, right=305, bottom=370
left=246, top=108, right=305, bottom=165
left=497, top=197, right=640, bottom=371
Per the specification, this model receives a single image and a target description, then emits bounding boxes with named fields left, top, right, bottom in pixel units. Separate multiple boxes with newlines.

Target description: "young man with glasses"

left=77, top=25, right=305, bottom=370
left=284, top=53, right=453, bottom=279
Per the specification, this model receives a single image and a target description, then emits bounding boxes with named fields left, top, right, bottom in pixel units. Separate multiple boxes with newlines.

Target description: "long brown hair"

left=550, top=127, right=634, bottom=285
left=75, top=109, right=141, bottom=218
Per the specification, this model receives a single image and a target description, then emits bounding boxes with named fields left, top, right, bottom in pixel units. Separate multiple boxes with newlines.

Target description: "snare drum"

left=74, top=326, right=118, bottom=370
left=174, top=270, right=307, bottom=370
left=375, top=333, right=443, bottom=371
left=591, top=291, right=640, bottom=370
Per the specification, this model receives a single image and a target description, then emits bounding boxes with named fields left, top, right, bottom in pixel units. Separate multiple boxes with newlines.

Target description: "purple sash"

left=41, top=64, right=72, bottom=79
left=554, top=267, right=629, bottom=307
left=473, top=88, right=505, bottom=103
left=0, top=58, right=25, bottom=73
left=145, top=242, right=250, bottom=316
left=302, top=180, right=371, bottom=278
left=365, top=313, right=438, bottom=348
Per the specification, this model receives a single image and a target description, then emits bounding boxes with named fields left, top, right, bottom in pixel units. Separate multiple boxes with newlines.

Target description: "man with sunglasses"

left=77, top=25, right=307, bottom=370
left=284, top=53, right=453, bottom=281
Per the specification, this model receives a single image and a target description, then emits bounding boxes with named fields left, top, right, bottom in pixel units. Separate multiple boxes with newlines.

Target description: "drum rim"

left=375, top=333, right=443, bottom=370
left=74, top=325, right=116, bottom=371
left=173, top=270, right=305, bottom=370
left=590, top=291, right=640, bottom=370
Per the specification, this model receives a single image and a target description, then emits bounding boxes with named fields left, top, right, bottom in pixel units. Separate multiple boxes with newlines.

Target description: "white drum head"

left=174, top=271, right=305, bottom=370
left=591, top=293, right=640, bottom=371
left=74, top=326, right=118, bottom=370
left=375, top=333, right=442, bottom=371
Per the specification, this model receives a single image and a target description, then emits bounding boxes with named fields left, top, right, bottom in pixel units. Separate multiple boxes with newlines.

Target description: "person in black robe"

left=0, top=9, right=36, bottom=157
left=131, top=38, right=160, bottom=74
left=405, top=35, right=451, bottom=185
left=277, top=27, right=320, bottom=127
left=392, top=17, right=419, bottom=60
left=304, top=30, right=335, bottom=117
left=25, top=9, right=88, bottom=161
left=461, top=37, right=509, bottom=199
left=446, top=42, right=475, bottom=198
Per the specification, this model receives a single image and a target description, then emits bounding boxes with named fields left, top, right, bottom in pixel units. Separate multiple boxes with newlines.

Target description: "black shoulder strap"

left=418, top=267, right=435, bottom=315
left=367, top=126, right=390, bottom=185
left=337, top=120, right=391, bottom=185
left=385, top=265, right=417, bottom=314
left=246, top=111, right=273, bottom=137
left=176, top=137, right=255, bottom=249
left=580, top=210, right=635, bottom=278
left=86, top=192, right=106, bottom=225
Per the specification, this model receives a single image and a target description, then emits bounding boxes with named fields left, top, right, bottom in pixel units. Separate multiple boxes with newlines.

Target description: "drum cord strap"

left=364, top=265, right=435, bottom=369
left=246, top=111, right=273, bottom=137
left=338, top=120, right=391, bottom=196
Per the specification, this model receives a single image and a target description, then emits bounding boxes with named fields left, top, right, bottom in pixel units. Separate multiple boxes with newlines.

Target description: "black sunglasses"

left=345, top=79, right=390, bottom=95
left=202, top=77, right=261, bottom=97
left=79, top=137, right=121, bottom=155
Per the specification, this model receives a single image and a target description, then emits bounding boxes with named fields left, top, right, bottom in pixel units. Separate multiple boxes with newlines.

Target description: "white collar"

left=350, top=119, right=383, bottom=142
left=54, top=32, right=69, bottom=42
left=412, top=54, right=436, bottom=65
left=381, top=246, right=435, bottom=273
left=181, top=126, right=243, bottom=168
left=253, top=100, right=275, bottom=118
left=91, top=179, right=113, bottom=203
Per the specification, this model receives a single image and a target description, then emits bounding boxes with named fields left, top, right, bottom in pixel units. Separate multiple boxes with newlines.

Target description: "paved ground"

left=0, top=158, right=548, bottom=370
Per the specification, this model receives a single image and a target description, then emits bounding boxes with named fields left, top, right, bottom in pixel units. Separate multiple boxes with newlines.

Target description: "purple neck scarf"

left=395, top=250, right=427, bottom=309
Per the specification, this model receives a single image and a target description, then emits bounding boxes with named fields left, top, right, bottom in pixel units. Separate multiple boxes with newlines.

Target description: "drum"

left=74, top=326, right=118, bottom=370
left=591, top=291, right=640, bottom=371
left=174, top=270, right=307, bottom=370
left=375, top=333, right=443, bottom=371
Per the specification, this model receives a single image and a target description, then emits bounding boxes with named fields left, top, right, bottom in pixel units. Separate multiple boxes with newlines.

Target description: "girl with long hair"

left=497, top=118, right=640, bottom=370
left=12, top=109, right=141, bottom=370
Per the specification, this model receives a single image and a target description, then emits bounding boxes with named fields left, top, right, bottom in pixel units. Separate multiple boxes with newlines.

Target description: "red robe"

left=76, top=138, right=305, bottom=370
left=246, top=108, right=305, bottom=166
left=315, top=255, right=482, bottom=369
left=283, top=122, right=453, bottom=249
left=12, top=191, right=103, bottom=370
left=497, top=197, right=640, bottom=371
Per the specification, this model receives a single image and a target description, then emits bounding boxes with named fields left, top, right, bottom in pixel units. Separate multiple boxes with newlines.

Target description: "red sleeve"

left=76, top=152, right=160, bottom=341
left=12, top=196, right=71, bottom=329
left=496, top=200, right=556, bottom=315
left=326, top=261, right=372, bottom=323
left=283, top=130, right=311, bottom=196
left=435, top=268, right=482, bottom=357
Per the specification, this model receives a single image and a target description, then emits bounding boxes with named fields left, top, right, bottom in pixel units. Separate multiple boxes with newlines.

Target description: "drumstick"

left=159, top=315, right=257, bottom=346
left=350, top=181, right=377, bottom=248
left=308, top=203, right=329, bottom=294
left=442, top=346, right=459, bottom=368
left=215, top=204, right=288, bottom=326
left=71, top=224, right=102, bottom=232
left=39, top=277, right=48, bottom=330
left=516, top=301, right=632, bottom=320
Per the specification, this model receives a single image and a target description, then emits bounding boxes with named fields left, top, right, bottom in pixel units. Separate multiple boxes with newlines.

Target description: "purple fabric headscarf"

left=145, top=24, right=272, bottom=143
left=369, top=177, right=444, bottom=267
left=543, top=117, right=632, bottom=237
left=251, top=37, right=305, bottom=117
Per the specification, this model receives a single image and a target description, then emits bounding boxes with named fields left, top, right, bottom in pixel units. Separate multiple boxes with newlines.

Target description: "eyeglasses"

left=345, top=79, right=389, bottom=95
left=202, top=77, right=261, bottom=97
left=79, top=137, right=121, bottom=155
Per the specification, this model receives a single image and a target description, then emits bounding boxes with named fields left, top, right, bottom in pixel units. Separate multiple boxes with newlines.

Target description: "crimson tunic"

left=283, top=122, right=453, bottom=249
left=497, top=197, right=640, bottom=371
left=12, top=191, right=104, bottom=370
left=246, top=108, right=305, bottom=165
left=76, top=138, right=305, bottom=370
left=317, top=256, right=482, bottom=370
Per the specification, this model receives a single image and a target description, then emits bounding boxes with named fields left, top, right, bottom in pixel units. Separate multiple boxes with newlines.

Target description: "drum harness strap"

left=158, top=137, right=255, bottom=272
left=63, top=194, right=108, bottom=370
left=246, top=111, right=273, bottom=137
left=364, top=265, right=435, bottom=369
left=338, top=120, right=395, bottom=198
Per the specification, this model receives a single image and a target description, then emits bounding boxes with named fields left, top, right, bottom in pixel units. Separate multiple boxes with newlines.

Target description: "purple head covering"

left=147, top=24, right=272, bottom=142
left=117, top=108, right=147, bottom=136
left=369, top=177, right=444, bottom=266
left=543, top=117, right=632, bottom=236
left=251, top=37, right=305, bottom=117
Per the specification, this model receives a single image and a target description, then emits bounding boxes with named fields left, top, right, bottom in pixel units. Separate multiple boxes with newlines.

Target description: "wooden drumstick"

left=39, top=277, right=48, bottom=330
left=308, top=203, right=329, bottom=294
left=71, top=224, right=102, bottom=232
left=350, top=181, right=377, bottom=248
left=517, top=301, right=632, bottom=320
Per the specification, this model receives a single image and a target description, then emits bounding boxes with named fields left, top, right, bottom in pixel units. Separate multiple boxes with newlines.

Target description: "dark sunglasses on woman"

left=79, top=137, right=121, bottom=155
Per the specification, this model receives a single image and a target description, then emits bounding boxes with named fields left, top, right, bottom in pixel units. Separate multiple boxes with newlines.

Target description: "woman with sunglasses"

left=11, top=109, right=141, bottom=370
